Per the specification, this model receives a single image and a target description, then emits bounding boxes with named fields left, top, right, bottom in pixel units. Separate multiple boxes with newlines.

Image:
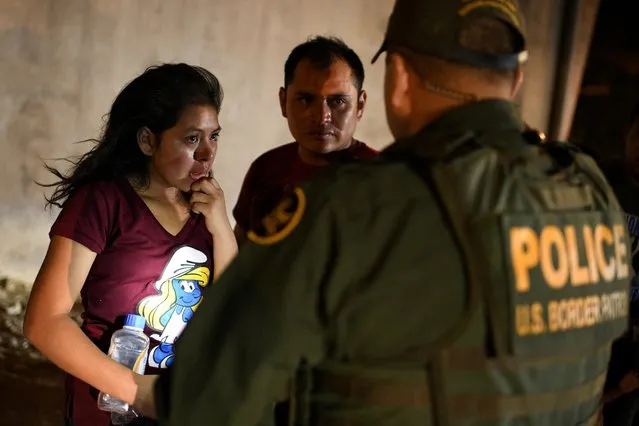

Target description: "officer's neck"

left=405, top=91, right=467, bottom=136
left=406, top=87, right=513, bottom=136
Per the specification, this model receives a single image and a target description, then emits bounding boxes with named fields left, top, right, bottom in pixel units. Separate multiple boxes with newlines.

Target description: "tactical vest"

left=288, top=131, right=630, bottom=426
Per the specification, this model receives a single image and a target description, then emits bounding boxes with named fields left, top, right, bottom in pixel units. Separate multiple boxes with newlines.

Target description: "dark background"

left=571, top=0, right=639, bottom=159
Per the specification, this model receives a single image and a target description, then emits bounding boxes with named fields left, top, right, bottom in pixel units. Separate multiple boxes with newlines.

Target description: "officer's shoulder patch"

left=247, top=186, right=306, bottom=245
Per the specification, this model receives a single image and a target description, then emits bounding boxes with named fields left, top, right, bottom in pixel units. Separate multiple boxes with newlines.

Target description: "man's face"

left=280, top=59, right=365, bottom=155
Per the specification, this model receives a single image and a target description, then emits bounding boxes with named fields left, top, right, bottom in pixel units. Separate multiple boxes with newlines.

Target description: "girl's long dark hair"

left=40, top=63, right=223, bottom=209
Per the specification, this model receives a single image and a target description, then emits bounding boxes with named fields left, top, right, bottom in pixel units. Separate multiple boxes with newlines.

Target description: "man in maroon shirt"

left=233, top=36, right=378, bottom=245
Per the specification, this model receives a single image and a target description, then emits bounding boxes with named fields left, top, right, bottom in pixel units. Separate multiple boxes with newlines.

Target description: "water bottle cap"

left=124, top=314, right=146, bottom=330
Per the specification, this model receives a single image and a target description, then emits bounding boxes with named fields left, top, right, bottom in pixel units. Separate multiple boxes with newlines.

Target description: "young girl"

left=23, top=63, right=238, bottom=425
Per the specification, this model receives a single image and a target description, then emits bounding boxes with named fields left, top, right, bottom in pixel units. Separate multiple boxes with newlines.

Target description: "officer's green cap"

left=372, top=0, right=528, bottom=71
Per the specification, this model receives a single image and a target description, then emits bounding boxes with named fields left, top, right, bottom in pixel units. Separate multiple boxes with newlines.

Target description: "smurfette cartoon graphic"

left=137, top=246, right=210, bottom=368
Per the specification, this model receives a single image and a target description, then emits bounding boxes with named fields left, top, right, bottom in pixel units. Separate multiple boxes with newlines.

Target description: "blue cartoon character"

left=137, top=246, right=210, bottom=368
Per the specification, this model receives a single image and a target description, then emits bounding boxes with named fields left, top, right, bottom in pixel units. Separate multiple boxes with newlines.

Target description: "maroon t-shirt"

left=50, top=179, right=213, bottom=426
left=233, top=140, right=378, bottom=231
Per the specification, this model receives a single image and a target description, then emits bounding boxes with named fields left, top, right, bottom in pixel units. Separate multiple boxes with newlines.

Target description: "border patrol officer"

left=138, top=1, right=632, bottom=425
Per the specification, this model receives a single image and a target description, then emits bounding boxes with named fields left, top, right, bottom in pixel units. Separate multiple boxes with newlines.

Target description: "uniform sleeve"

left=155, top=185, right=335, bottom=426
left=49, top=182, right=115, bottom=254
left=232, top=161, right=259, bottom=231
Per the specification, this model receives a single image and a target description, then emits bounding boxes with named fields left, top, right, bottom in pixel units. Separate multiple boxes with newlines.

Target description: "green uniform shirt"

left=155, top=100, right=542, bottom=426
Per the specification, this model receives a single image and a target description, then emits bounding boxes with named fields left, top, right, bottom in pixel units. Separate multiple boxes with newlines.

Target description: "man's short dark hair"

left=390, top=18, right=520, bottom=85
left=284, top=36, right=365, bottom=93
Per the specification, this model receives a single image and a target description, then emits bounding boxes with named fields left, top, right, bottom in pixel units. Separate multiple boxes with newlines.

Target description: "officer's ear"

left=385, top=52, right=412, bottom=117
left=356, top=90, right=367, bottom=120
left=510, top=66, right=524, bottom=99
left=279, top=87, right=287, bottom=118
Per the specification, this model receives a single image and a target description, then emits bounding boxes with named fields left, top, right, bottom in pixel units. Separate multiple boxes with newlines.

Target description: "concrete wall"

left=0, top=0, right=591, bottom=286
left=0, top=0, right=395, bottom=285
left=517, top=0, right=565, bottom=133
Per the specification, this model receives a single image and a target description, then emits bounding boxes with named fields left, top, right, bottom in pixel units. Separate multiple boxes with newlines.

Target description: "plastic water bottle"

left=111, top=408, right=140, bottom=425
left=97, top=314, right=150, bottom=414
